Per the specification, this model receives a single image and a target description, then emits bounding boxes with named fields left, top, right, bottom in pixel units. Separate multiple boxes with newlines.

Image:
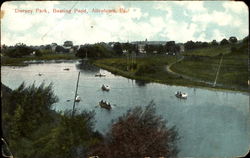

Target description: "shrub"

left=90, top=101, right=180, bottom=158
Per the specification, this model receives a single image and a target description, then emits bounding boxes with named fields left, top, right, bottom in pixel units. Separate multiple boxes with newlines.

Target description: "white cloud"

left=127, top=7, right=142, bottom=19
left=211, top=11, right=233, bottom=26
left=154, top=3, right=172, bottom=18
left=192, top=11, right=233, bottom=26
left=173, top=1, right=207, bottom=13
left=211, top=29, right=226, bottom=41
left=223, top=1, right=248, bottom=14
left=1, top=1, right=249, bottom=45
left=161, top=20, right=198, bottom=42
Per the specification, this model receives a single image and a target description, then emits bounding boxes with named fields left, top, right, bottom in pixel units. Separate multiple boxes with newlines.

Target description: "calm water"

left=1, top=61, right=249, bottom=157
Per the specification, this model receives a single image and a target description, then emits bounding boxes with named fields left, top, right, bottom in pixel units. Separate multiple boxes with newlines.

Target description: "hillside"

left=171, top=42, right=248, bottom=90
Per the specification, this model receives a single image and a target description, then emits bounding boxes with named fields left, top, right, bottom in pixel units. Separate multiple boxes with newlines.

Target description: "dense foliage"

left=90, top=101, right=179, bottom=158
left=3, top=43, right=34, bottom=58
left=220, top=38, right=229, bottom=45
left=33, top=110, right=101, bottom=158
left=2, top=83, right=179, bottom=158
left=2, top=83, right=101, bottom=158
left=76, top=43, right=114, bottom=58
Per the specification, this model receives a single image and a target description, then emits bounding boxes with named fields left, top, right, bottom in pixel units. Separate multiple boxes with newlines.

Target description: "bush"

left=34, top=110, right=101, bottom=158
left=2, top=83, right=101, bottom=158
left=135, top=64, right=156, bottom=76
left=35, top=50, right=42, bottom=57
left=5, top=44, right=34, bottom=58
left=90, top=101, right=180, bottom=158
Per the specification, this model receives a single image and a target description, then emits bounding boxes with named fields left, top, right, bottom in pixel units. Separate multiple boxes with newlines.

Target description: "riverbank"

left=93, top=56, right=248, bottom=93
left=1, top=53, right=79, bottom=66
left=172, top=43, right=248, bottom=92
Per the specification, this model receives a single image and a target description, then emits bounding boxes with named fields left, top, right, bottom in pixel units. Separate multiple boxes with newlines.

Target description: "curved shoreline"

left=93, top=62, right=248, bottom=93
left=2, top=56, right=248, bottom=93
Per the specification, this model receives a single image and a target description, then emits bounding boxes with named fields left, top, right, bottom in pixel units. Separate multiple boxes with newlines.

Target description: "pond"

left=1, top=60, right=249, bottom=157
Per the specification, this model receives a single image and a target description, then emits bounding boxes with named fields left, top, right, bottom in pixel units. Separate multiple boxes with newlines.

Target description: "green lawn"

left=95, top=43, right=248, bottom=92
left=172, top=43, right=248, bottom=90
left=184, top=45, right=231, bottom=57
left=94, top=56, right=209, bottom=88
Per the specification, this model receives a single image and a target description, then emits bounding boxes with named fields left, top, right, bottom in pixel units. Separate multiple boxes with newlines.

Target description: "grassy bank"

left=1, top=53, right=79, bottom=66
left=172, top=44, right=248, bottom=91
left=93, top=56, right=212, bottom=88
left=93, top=44, right=248, bottom=92
left=183, top=45, right=231, bottom=57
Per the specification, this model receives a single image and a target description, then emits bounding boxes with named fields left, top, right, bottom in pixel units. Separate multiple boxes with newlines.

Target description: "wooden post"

left=72, top=71, right=80, bottom=117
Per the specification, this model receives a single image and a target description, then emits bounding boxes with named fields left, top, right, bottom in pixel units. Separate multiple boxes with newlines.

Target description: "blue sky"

left=1, top=1, right=248, bottom=45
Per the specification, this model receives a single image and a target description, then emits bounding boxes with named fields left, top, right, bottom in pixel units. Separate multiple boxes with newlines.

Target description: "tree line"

left=1, top=35, right=247, bottom=59
left=184, top=36, right=239, bottom=50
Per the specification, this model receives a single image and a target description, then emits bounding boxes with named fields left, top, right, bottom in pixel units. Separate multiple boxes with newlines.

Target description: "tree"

left=91, top=101, right=179, bottom=158
left=211, top=40, right=219, bottom=46
left=165, top=41, right=177, bottom=53
left=243, top=35, right=248, bottom=44
left=201, top=42, right=209, bottom=48
left=4, top=83, right=58, bottom=138
left=2, top=83, right=101, bottom=158
left=229, top=36, right=238, bottom=44
left=2, top=82, right=59, bottom=157
left=35, top=49, right=42, bottom=57
left=5, top=43, right=34, bottom=57
left=34, top=110, right=101, bottom=158
left=157, top=44, right=165, bottom=54
left=55, top=45, right=67, bottom=53
left=113, top=42, right=123, bottom=55
left=76, top=44, right=114, bottom=58
left=63, top=41, right=73, bottom=47
left=184, top=40, right=195, bottom=50
left=220, top=38, right=229, bottom=45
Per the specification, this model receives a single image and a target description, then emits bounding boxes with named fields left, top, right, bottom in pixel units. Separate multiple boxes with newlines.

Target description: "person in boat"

left=177, top=91, right=182, bottom=96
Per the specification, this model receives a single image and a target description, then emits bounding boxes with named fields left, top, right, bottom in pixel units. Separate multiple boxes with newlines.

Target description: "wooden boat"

left=99, top=100, right=111, bottom=110
left=101, top=84, right=110, bottom=91
left=63, top=68, right=70, bottom=71
left=95, top=73, right=106, bottom=77
left=75, top=95, right=81, bottom=102
left=175, top=91, right=188, bottom=99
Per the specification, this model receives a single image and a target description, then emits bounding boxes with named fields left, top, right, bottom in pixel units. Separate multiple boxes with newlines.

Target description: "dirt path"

left=165, top=56, right=215, bottom=86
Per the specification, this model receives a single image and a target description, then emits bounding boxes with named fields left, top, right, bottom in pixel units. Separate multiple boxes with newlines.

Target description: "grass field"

left=94, top=56, right=211, bottom=88
left=184, top=45, right=231, bottom=57
left=172, top=43, right=248, bottom=90
left=94, top=43, right=248, bottom=92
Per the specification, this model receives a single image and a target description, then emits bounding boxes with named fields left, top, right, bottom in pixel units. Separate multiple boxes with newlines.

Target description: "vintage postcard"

left=1, top=1, right=249, bottom=158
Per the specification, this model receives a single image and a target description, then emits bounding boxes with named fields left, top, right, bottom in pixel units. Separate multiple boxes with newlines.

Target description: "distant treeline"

left=1, top=35, right=248, bottom=58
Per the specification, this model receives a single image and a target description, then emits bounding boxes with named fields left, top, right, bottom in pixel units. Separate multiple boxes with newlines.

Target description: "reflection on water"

left=1, top=61, right=249, bottom=157
left=75, top=60, right=100, bottom=73
left=135, top=80, right=149, bottom=87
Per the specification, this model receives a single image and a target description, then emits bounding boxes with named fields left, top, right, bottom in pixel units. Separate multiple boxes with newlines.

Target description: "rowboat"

left=101, top=84, right=110, bottom=91
left=175, top=91, right=188, bottom=99
left=99, top=100, right=111, bottom=110
left=75, top=95, right=81, bottom=102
